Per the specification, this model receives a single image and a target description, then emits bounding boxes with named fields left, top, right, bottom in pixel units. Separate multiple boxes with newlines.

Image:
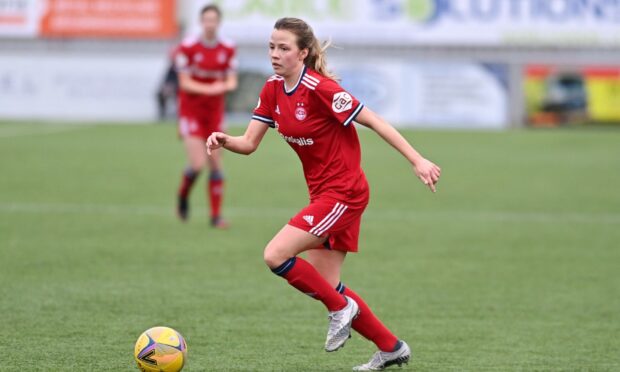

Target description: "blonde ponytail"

left=274, top=17, right=337, bottom=80
left=307, top=36, right=336, bottom=79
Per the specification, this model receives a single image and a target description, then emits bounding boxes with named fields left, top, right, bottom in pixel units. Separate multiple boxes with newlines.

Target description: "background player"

left=206, top=18, right=441, bottom=370
left=175, top=4, right=237, bottom=228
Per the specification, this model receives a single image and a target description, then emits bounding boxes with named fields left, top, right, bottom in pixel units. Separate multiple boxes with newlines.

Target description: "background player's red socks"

left=208, top=170, right=224, bottom=219
left=272, top=257, right=347, bottom=312
left=178, top=167, right=199, bottom=198
left=337, top=282, right=399, bottom=352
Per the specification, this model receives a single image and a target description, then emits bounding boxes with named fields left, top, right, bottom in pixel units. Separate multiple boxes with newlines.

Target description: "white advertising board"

left=233, top=56, right=509, bottom=128
left=190, top=0, right=620, bottom=47
left=335, top=61, right=509, bottom=128
left=0, top=0, right=40, bottom=37
left=0, top=53, right=167, bottom=122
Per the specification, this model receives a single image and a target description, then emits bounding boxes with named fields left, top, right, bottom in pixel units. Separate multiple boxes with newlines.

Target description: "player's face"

left=201, top=10, right=220, bottom=39
left=269, top=29, right=308, bottom=77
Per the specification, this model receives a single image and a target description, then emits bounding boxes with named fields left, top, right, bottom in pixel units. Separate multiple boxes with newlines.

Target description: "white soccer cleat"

left=324, top=296, right=359, bottom=352
left=352, top=340, right=411, bottom=371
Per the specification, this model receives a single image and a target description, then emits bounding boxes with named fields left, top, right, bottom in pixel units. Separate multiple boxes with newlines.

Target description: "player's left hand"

left=413, top=158, right=441, bottom=192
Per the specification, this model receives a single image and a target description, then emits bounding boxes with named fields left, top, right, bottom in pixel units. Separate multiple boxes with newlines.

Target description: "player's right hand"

left=206, top=132, right=228, bottom=155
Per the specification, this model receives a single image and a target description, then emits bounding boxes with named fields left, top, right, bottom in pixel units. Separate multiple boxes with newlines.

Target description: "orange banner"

left=40, top=0, right=177, bottom=39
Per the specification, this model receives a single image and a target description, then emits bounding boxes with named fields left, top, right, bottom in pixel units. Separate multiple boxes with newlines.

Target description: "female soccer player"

left=206, top=18, right=441, bottom=370
left=174, top=4, right=237, bottom=228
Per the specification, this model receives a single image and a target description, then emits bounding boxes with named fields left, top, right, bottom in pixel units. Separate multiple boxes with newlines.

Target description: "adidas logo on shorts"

left=303, top=215, right=314, bottom=226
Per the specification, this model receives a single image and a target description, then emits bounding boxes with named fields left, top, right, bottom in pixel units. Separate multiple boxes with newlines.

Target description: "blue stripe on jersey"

left=284, top=65, right=307, bottom=96
left=343, top=103, right=364, bottom=127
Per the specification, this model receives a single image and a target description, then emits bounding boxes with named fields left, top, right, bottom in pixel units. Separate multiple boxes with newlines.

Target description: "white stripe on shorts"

left=309, top=202, right=348, bottom=236
left=315, top=204, right=348, bottom=236
left=309, top=203, right=342, bottom=235
left=179, top=117, right=190, bottom=137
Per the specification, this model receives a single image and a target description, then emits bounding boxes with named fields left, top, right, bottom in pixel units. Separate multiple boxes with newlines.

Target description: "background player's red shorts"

left=288, top=195, right=368, bottom=253
left=178, top=115, right=224, bottom=141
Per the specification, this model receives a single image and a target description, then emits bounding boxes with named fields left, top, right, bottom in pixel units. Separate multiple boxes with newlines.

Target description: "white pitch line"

left=1, top=202, right=619, bottom=225
left=0, top=125, right=91, bottom=138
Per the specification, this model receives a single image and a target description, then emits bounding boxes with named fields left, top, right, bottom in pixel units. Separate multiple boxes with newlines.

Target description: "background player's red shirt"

left=175, top=36, right=237, bottom=123
left=253, top=66, right=368, bottom=202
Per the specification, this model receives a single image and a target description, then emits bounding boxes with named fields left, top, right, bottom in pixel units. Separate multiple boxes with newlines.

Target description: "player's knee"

left=190, top=159, right=205, bottom=172
left=263, top=244, right=288, bottom=269
left=187, top=164, right=202, bottom=174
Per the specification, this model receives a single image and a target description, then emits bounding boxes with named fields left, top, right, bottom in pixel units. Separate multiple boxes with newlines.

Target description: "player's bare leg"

left=206, top=148, right=228, bottom=229
left=305, top=248, right=346, bottom=288
left=177, top=136, right=207, bottom=221
left=265, top=226, right=359, bottom=352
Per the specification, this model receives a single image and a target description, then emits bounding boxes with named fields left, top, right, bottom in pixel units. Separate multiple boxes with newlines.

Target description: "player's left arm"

left=223, top=47, right=239, bottom=92
left=355, top=107, right=441, bottom=192
left=223, top=71, right=238, bottom=92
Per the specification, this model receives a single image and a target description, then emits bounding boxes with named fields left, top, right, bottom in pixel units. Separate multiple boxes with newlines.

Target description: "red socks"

left=208, top=170, right=224, bottom=219
left=178, top=168, right=225, bottom=221
left=271, top=257, right=347, bottom=312
left=338, top=283, right=399, bottom=352
left=271, top=257, right=399, bottom=352
left=178, top=168, right=199, bottom=199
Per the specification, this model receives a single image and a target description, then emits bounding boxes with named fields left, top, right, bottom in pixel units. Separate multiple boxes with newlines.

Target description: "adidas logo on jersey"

left=303, top=215, right=314, bottom=226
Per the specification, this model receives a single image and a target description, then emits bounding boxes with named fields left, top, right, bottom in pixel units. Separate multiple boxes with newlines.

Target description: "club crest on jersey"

left=332, top=92, right=353, bottom=113
left=295, top=102, right=307, bottom=121
left=217, top=51, right=227, bottom=64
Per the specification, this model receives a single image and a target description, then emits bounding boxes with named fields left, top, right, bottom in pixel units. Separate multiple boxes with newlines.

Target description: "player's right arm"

left=206, top=120, right=269, bottom=155
left=207, top=77, right=275, bottom=155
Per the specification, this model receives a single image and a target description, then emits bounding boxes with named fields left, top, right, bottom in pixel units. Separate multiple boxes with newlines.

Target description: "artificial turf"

left=1, top=122, right=618, bottom=371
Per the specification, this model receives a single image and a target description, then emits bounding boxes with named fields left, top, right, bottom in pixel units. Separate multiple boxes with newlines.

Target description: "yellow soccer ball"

left=134, top=326, right=188, bottom=372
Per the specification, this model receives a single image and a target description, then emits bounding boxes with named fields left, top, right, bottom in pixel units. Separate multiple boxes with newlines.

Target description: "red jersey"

left=174, top=36, right=237, bottom=121
left=253, top=66, right=368, bottom=202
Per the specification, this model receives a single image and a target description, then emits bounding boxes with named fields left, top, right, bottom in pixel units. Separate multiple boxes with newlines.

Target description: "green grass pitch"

left=1, top=122, right=619, bottom=371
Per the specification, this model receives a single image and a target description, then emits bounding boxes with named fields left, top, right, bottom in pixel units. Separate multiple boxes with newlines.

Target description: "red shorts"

left=288, top=195, right=368, bottom=253
left=178, top=115, right=224, bottom=141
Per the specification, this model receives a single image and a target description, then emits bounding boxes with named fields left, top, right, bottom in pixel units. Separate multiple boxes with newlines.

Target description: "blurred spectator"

left=156, top=45, right=180, bottom=121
